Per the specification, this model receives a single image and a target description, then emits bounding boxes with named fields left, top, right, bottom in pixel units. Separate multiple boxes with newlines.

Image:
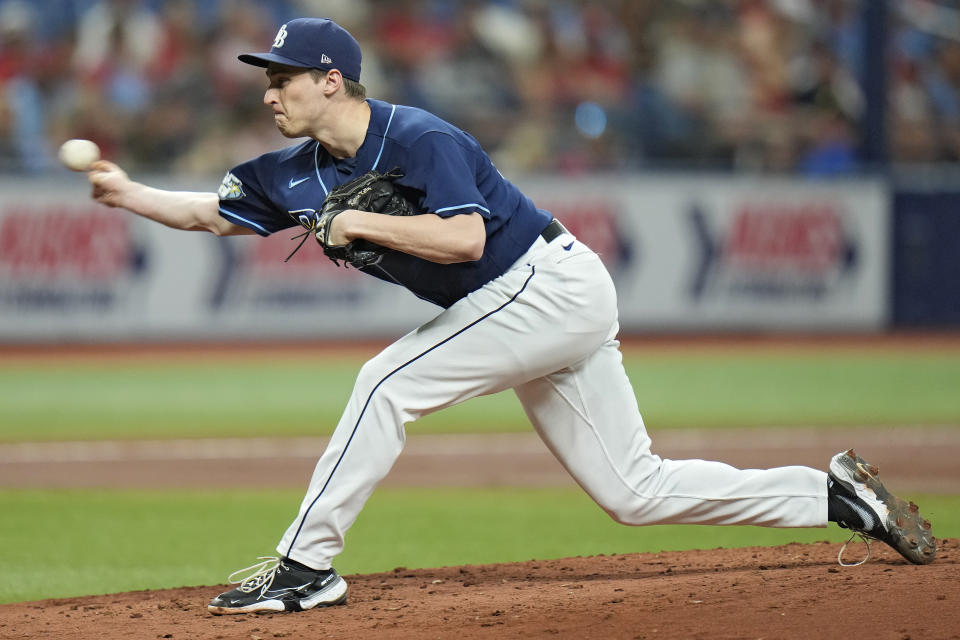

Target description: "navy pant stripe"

left=285, top=267, right=537, bottom=556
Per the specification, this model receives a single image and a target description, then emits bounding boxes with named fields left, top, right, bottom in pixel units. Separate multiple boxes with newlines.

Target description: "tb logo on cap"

left=273, top=24, right=288, bottom=48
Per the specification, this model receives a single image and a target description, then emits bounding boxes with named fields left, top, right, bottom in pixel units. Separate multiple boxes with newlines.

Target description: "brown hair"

left=310, top=68, right=366, bottom=99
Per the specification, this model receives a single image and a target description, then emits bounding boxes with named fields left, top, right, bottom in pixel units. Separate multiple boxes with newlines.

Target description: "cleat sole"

left=829, top=450, right=937, bottom=565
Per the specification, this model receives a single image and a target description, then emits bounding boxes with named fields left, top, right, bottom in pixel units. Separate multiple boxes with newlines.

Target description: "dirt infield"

left=4, top=331, right=960, bottom=371
left=1, top=540, right=957, bottom=639
left=3, top=427, right=960, bottom=493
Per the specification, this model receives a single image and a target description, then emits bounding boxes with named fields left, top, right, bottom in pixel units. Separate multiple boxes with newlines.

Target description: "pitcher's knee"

left=595, top=494, right=647, bottom=526
left=594, top=480, right=675, bottom=526
left=355, top=355, right=395, bottom=393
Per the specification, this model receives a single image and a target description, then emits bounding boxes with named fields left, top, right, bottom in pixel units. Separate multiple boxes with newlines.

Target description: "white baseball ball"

left=58, top=139, right=101, bottom=171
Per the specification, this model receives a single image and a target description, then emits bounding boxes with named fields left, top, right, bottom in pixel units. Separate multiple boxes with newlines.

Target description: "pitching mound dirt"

left=2, top=539, right=956, bottom=640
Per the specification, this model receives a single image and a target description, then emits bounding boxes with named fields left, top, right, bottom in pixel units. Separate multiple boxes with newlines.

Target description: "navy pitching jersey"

left=218, top=99, right=552, bottom=308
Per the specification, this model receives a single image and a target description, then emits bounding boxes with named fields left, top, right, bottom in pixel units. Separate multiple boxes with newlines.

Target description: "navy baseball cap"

left=238, top=18, right=362, bottom=82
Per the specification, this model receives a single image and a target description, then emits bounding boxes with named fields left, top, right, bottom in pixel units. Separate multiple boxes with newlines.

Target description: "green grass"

left=1, top=349, right=959, bottom=441
left=3, top=487, right=958, bottom=605
left=0, top=358, right=360, bottom=441
left=629, top=353, right=960, bottom=428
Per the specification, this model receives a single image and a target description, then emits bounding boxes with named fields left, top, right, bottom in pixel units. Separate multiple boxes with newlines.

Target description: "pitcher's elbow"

left=462, top=235, right=485, bottom=262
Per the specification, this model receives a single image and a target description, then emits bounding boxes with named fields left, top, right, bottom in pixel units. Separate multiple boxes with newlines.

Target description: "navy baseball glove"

left=287, top=168, right=415, bottom=268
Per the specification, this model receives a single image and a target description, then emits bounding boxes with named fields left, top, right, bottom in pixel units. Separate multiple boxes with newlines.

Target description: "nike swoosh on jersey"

left=288, top=177, right=312, bottom=189
left=562, top=241, right=574, bottom=251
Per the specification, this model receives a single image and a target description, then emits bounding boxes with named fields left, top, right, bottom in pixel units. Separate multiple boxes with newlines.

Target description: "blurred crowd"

left=1, top=0, right=958, bottom=177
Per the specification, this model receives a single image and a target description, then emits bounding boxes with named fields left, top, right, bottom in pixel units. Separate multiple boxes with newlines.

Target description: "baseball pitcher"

left=87, top=18, right=936, bottom=615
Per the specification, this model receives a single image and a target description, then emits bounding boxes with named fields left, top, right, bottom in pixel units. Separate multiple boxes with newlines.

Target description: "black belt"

left=540, top=219, right=568, bottom=243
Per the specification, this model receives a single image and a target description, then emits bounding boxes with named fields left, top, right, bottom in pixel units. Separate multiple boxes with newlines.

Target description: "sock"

left=283, top=557, right=321, bottom=573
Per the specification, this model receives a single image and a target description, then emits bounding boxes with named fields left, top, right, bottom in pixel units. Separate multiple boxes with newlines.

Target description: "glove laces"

left=285, top=230, right=312, bottom=262
left=284, top=209, right=326, bottom=262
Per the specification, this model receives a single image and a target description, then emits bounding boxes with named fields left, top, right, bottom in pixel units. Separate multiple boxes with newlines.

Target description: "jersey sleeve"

left=216, top=158, right=293, bottom=236
left=400, top=132, right=490, bottom=220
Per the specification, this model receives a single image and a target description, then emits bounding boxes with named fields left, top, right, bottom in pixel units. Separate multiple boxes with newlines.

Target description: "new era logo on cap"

left=238, top=18, right=362, bottom=82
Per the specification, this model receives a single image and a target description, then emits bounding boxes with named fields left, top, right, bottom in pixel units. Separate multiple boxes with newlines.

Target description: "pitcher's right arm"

left=88, top=160, right=255, bottom=237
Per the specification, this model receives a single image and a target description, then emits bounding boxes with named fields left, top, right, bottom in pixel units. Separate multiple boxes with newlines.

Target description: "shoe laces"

left=228, top=556, right=281, bottom=595
left=837, top=532, right=873, bottom=567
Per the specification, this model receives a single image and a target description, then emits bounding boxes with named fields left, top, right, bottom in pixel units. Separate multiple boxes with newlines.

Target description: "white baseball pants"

left=279, top=233, right=828, bottom=569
